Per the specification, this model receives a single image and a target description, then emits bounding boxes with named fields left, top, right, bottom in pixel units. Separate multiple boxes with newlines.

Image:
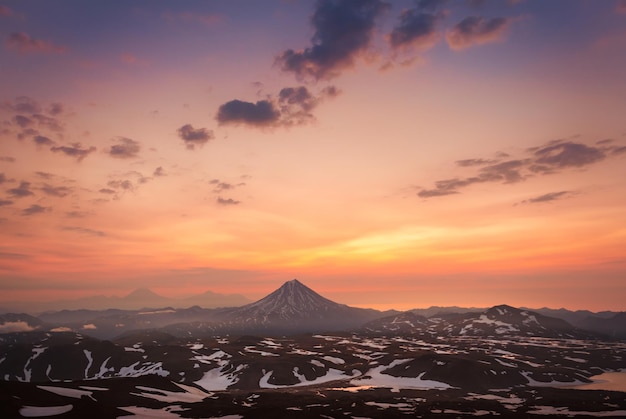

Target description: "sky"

left=1, top=0, right=625, bottom=312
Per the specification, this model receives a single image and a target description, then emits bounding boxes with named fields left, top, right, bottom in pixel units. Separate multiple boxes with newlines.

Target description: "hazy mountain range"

left=0, top=287, right=252, bottom=313
left=1, top=279, right=624, bottom=340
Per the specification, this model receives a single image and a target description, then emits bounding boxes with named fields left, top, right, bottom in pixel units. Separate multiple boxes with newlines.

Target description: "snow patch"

left=19, top=405, right=72, bottom=417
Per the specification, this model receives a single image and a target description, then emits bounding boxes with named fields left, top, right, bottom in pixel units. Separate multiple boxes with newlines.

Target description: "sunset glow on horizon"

left=1, top=0, right=625, bottom=312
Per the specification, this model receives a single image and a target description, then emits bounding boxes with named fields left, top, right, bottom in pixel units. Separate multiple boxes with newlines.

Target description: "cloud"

left=0, top=199, right=13, bottom=207
left=41, top=184, right=72, bottom=198
left=275, top=0, right=390, bottom=81
left=66, top=211, right=88, bottom=218
left=13, top=115, right=33, bottom=128
left=217, top=99, right=280, bottom=127
left=153, top=166, right=166, bottom=177
left=50, top=143, right=96, bottom=161
left=35, top=171, right=54, bottom=179
left=217, top=197, right=240, bottom=205
left=446, top=16, right=512, bottom=50
left=162, top=10, right=223, bottom=26
left=177, top=124, right=214, bottom=150
left=455, top=158, right=499, bottom=167
left=0, top=321, right=36, bottom=333
left=7, top=181, right=34, bottom=198
left=31, top=113, right=64, bottom=131
left=21, top=204, right=49, bottom=216
left=0, top=173, right=7, bottom=184
left=217, top=85, right=338, bottom=128
left=33, top=135, right=55, bottom=146
left=107, top=180, right=134, bottom=191
left=48, top=103, right=64, bottom=116
left=99, top=188, right=116, bottom=194
left=521, top=191, right=573, bottom=204
left=108, top=137, right=141, bottom=159
left=0, top=156, right=15, bottom=163
left=531, top=141, right=605, bottom=169
left=388, top=1, right=444, bottom=52
left=61, top=226, right=105, bottom=237
left=3, top=96, right=42, bottom=114
left=0, top=6, right=14, bottom=17
left=418, top=139, right=625, bottom=198
left=6, top=32, right=67, bottom=54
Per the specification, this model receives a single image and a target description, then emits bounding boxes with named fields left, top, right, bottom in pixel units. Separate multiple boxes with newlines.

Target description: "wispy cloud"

left=7, top=181, right=34, bottom=198
left=6, top=32, right=67, bottom=54
left=50, top=143, right=96, bottom=162
left=21, top=204, right=49, bottom=216
left=446, top=16, right=512, bottom=50
left=217, top=197, right=240, bottom=206
left=61, top=226, right=106, bottom=237
left=418, top=139, right=626, bottom=198
left=108, top=137, right=141, bottom=159
left=519, top=191, right=574, bottom=205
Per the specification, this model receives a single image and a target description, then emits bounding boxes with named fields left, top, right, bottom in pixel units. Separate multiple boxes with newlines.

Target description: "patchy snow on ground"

left=19, top=404, right=73, bottom=417
left=259, top=368, right=352, bottom=389
left=131, top=384, right=210, bottom=403
left=118, top=405, right=186, bottom=418
left=529, top=406, right=626, bottom=417
left=322, top=355, right=345, bottom=365
left=194, top=364, right=245, bottom=391
left=118, top=361, right=169, bottom=378
left=351, top=361, right=452, bottom=392
left=37, top=385, right=94, bottom=400
left=243, top=346, right=278, bottom=357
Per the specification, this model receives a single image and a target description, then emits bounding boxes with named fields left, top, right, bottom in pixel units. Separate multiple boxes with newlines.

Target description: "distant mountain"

left=0, top=288, right=251, bottom=314
left=364, top=304, right=600, bottom=339
left=577, top=312, right=626, bottom=339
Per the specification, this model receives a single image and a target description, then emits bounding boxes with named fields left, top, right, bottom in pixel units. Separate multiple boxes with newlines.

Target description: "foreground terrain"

left=1, top=280, right=624, bottom=417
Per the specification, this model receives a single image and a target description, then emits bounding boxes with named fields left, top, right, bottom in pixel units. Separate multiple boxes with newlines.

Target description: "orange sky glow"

left=1, top=0, right=625, bottom=312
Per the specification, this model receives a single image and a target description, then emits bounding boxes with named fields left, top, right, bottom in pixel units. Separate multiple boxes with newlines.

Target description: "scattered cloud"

left=35, top=171, right=54, bottom=179
left=0, top=156, right=15, bottom=163
left=446, top=16, right=512, bottom=50
left=99, top=188, right=116, bottom=194
left=217, top=99, right=280, bottom=127
left=418, top=139, right=626, bottom=198
left=107, top=180, right=134, bottom=191
left=163, top=10, right=223, bottom=26
left=108, top=137, right=141, bottom=159
left=153, top=166, right=166, bottom=177
left=50, top=143, right=96, bottom=161
left=6, top=32, right=68, bottom=54
left=48, top=102, right=64, bottom=116
left=66, top=211, right=88, bottom=218
left=7, top=181, right=34, bottom=198
left=520, top=191, right=573, bottom=205
left=217, top=85, right=339, bottom=128
left=2, top=96, right=42, bottom=114
left=0, top=173, right=7, bottom=184
left=33, top=135, right=55, bottom=146
left=275, top=0, right=390, bottom=81
left=0, top=6, right=14, bottom=17
left=21, top=204, right=49, bottom=216
left=455, top=158, right=499, bottom=167
left=177, top=124, right=214, bottom=150
left=41, top=184, right=72, bottom=198
left=388, top=0, right=444, bottom=52
left=217, top=197, right=240, bottom=205
left=0, top=199, right=13, bottom=207
left=13, top=114, right=33, bottom=128
left=61, top=226, right=106, bottom=237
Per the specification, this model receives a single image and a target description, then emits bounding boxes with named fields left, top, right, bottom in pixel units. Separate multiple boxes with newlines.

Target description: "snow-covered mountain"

left=168, top=279, right=388, bottom=335
left=364, top=305, right=600, bottom=339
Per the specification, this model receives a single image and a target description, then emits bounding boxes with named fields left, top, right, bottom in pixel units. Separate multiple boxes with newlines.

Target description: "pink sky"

left=1, top=0, right=625, bottom=311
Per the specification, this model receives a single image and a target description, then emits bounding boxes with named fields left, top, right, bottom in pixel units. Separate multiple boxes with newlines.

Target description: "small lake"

left=569, top=371, right=626, bottom=392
